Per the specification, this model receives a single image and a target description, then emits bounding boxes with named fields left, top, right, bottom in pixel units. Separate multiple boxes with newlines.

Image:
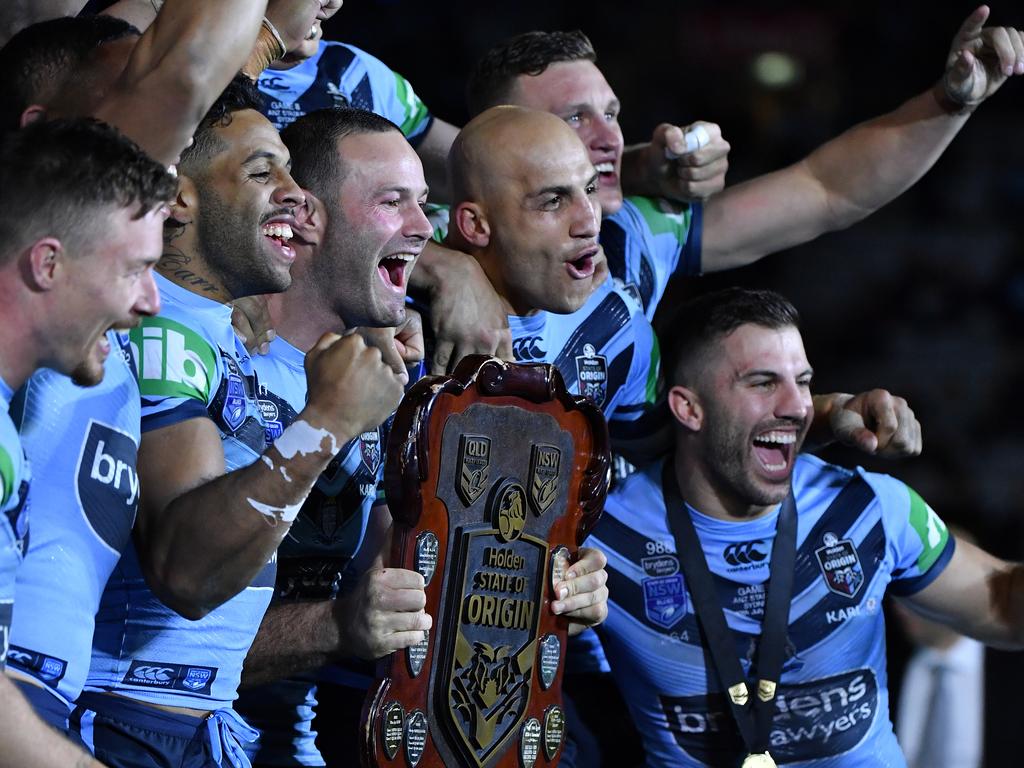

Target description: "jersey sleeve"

left=0, top=444, right=14, bottom=510
left=354, top=46, right=433, bottom=146
left=627, top=196, right=702, bottom=279
left=872, top=474, right=954, bottom=596
left=424, top=203, right=451, bottom=243
left=130, top=315, right=219, bottom=433
left=606, top=314, right=671, bottom=463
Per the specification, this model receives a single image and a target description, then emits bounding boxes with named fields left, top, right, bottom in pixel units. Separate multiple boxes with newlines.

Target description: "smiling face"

left=59, top=204, right=166, bottom=385
left=681, top=323, right=813, bottom=513
left=279, top=0, right=346, bottom=65
left=457, top=109, right=606, bottom=317
left=189, top=109, right=304, bottom=299
left=314, top=129, right=431, bottom=327
left=508, top=60, right=624, bottom=215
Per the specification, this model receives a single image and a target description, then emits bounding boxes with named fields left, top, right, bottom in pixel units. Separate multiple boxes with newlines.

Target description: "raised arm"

left=93, top=0, right=319, bottom=164
left=701, top=6, right=1024, bottom=272
left=136, top=333, right=404, bottom=619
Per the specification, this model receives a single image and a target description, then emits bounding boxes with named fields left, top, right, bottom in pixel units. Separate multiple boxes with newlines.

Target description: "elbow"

left=142, top=555, right=216, bottom=621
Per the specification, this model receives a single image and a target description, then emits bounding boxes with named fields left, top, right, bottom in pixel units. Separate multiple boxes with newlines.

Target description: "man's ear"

left=168, top=174, right=198, bottom=226
left=452, top=202, right=490, bottom=248
left=20, top=105, right=46, bottom=128
left=26, top=237, right=64, bottom=291
left=668, top=384, right=703, bottom=431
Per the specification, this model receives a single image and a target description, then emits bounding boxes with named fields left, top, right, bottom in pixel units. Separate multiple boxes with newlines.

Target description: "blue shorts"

left=71, top=691, right=258, bottom=768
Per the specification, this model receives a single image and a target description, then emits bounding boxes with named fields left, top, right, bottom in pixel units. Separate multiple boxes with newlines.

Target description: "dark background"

left=326, top=3, right=1024, bottom=760
left=328, top=0, right=1024, bottom=553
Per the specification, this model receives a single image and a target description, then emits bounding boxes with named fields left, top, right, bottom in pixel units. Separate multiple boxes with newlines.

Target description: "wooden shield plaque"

left=361, top=356, right=610, bottom=768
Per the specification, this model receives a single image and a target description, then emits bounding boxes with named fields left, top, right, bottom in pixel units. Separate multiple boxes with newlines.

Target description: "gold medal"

left=741, top=752, right=776, bottom=768
left=757, top=679, right=777, bottom=702
left=728, top=682, right=749, bottom=706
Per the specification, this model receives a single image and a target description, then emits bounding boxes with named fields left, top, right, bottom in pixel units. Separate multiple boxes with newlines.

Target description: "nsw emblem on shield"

left=528, top=445, right=560, bottom=516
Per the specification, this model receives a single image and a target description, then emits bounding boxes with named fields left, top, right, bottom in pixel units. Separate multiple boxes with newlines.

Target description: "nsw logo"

left=723, top=540, right=769, bottom=569
left=123, top=660, right=217, bottom=696
left=815, top=532, right=864, bottom=598
left=643, top=574, right=687, bottom=629
left=75, top=420, right=139, bottom=552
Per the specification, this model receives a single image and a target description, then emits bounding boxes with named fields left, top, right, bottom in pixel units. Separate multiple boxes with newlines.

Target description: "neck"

left=672, top=449, right=775, bottom=522
left=271, top=282, right=347, bottom=353
left=0, top=337, right=35, bottom=393
left=157, top=222, right=231, bottom=303
left=468, top=248, right=538, bottom=318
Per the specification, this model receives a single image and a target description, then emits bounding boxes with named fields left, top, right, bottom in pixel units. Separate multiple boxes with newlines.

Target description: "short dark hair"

left=664, top=288, right=802, bottom=385
left=178, top=74, right=266, bottom=171
left=466, top=30, right=597, bottom=116
left=281, top=108, right=401, bottom=204
left=0, top=118, right=176, bottom=264
left=0, top=15, right=139, bottom=132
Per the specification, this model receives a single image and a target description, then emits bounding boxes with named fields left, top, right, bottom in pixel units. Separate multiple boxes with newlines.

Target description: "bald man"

left=446, top=105, right=661, bottom=460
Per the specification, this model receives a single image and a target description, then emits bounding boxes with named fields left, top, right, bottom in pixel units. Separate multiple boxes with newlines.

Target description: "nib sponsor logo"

left=76, top=421, right=140, bottom=552
left=131, top=320, right=215, bottom=400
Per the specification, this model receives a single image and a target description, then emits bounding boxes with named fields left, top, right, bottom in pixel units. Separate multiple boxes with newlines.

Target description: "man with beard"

left=0, top=0, right=319, bottom=736
left=74, top=81, right=405, bottom=768
left=588, top=287, right=1024, bottom=766
left=0, top=118, right=174, bottom=767
left=220, top=107, right=609, bottom=767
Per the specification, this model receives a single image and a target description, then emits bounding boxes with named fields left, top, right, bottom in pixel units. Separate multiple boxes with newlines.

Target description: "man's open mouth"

left=378, top=253, right=416, bottom=292
left=752, top=429, right=797, bottom=474
left=262, top=221, right=295, bottom=261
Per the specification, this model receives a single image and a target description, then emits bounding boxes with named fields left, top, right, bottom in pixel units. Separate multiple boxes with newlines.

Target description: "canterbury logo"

left=130, top=666, right=175, bottom=682
left=723, top=540, right=768, bottom=566
left=513, top=336, right=545, bottom=360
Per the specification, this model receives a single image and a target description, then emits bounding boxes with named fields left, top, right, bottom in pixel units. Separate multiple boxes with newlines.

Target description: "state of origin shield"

left=360, top=356, right=610, bottom=768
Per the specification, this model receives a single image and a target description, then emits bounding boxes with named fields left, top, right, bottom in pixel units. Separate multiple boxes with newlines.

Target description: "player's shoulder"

left=792, top=453, right=907, bottom=514
left=614, top=195, right=693, bottom=238
left=605, top=460, right=664, bottom=523
left=0, top=413, right=24, bottom=508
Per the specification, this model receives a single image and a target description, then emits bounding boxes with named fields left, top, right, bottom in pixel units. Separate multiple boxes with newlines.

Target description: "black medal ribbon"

left=661, top=460, right=797, bottom=760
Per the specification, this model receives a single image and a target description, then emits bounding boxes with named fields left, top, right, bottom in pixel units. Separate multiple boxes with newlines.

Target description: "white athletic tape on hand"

left=665, top=125, right=711, bottom=160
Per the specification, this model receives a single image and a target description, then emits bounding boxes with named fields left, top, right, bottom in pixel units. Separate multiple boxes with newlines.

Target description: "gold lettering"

left=461, top=595, right=535, bottom=631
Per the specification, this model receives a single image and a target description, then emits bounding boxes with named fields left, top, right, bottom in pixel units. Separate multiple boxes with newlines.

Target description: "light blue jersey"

left=601, top=196, right=702, bottom=320
left=7, top=332, right=138, bottom=707
left=509, top=277, right=659, bottom=433
left=589, top=455, right=954, bottom=768
left=257, top=41, right=432, bottom=143
left=235, top=336, right=393, bottom=766
left=0, top=374, right=30, bottom=670
left=88, top=275, right=274, bottom=709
